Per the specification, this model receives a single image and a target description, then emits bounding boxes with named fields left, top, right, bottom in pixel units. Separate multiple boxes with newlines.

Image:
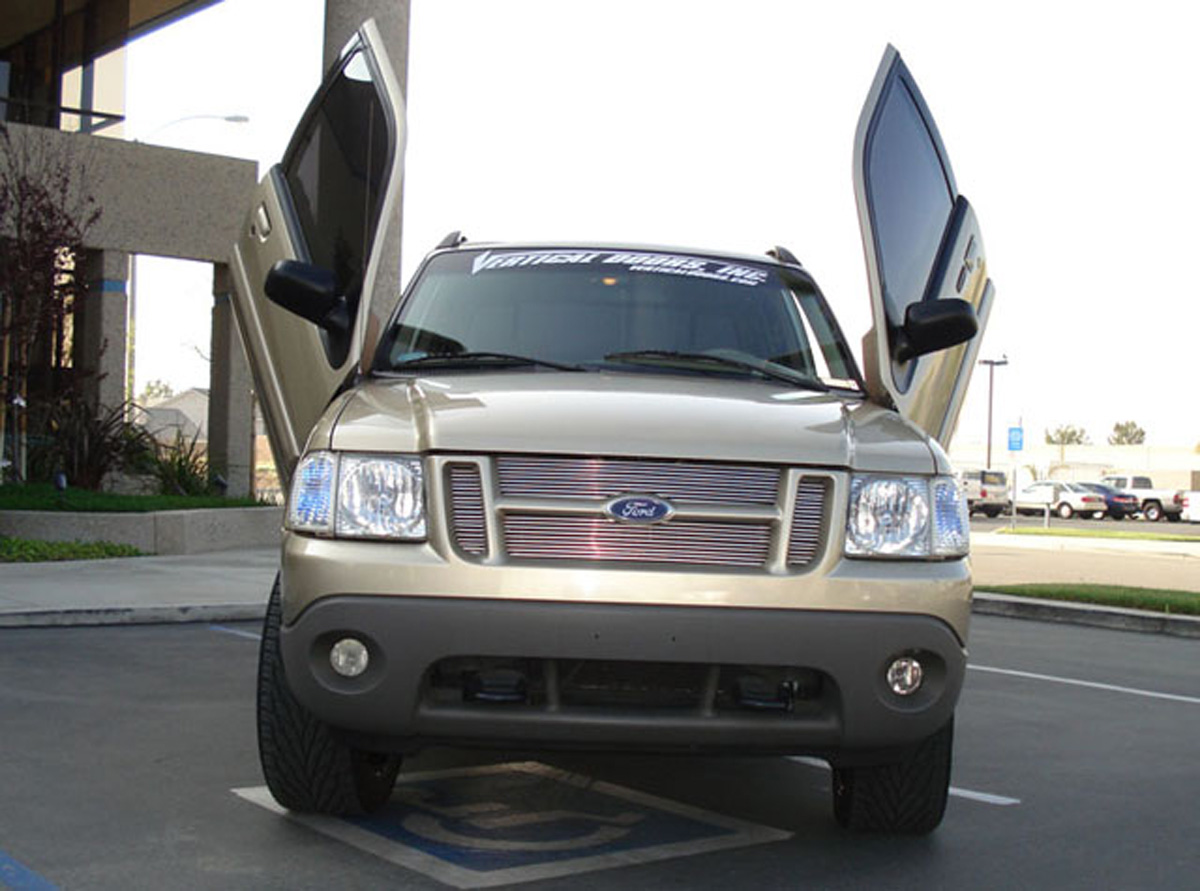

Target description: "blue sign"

left=1008, top=427, right=1024, bottom=451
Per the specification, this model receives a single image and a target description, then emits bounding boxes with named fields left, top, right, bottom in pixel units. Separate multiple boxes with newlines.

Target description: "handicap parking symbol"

left=236, top=761, right=790, bottom=888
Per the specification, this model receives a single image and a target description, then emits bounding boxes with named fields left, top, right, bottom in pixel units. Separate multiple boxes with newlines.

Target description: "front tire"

left=1057, top=502, right=1074, bottom=519
left=832, top=719, right=953, bottom=835
left=257, top=575, right=401, bottom=814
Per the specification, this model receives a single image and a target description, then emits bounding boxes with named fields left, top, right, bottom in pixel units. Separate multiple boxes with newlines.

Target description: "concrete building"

left=1, top=0, right=409, bottom=496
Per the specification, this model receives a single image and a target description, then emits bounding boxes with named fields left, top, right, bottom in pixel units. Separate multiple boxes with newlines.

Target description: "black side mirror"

left=264, top=260, right=350, bottom=337
left=894, top=298, right=978, bottom=363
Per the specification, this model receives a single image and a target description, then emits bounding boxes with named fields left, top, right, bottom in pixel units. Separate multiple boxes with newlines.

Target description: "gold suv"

left=232, top=22, right=994, bottom=835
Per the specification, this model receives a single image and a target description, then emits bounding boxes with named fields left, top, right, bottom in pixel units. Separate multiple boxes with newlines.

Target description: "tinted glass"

left=866, top=79, right=954, bottom=326
left=282, top=47, right=388, bottom=306
left=382, top=249, right=859, bottom=388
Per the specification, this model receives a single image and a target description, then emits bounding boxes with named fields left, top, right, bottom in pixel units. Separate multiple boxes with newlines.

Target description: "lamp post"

left=138, top=113, right=250, bottom=141
left=979, top=355, right=1008, bottom=469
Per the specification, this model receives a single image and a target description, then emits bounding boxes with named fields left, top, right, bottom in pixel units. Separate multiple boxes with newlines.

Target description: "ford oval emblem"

left=606, top=495, right=674, bottom=525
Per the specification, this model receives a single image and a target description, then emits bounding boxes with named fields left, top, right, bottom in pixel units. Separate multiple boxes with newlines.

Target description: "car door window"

left=863, top=77, right=955, bottom=329
left=280, top=45, right=390, bottom=366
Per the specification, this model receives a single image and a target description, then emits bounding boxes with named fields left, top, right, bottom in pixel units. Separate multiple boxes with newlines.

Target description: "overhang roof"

left=1, top=0, right=220, bottom=63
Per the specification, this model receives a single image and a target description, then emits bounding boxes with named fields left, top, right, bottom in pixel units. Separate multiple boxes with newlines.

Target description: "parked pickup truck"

left=1099, top=474, right=1184, bottom=522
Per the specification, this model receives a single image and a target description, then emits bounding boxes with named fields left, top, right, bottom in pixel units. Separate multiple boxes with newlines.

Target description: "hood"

left=326, top=372, right=938, bottom=474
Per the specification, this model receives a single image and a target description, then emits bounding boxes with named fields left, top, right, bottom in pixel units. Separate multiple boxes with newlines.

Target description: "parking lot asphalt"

left=0, top=616, right=1196, bottom=889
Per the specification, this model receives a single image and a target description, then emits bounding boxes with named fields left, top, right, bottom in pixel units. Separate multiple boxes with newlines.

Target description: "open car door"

left=854, top=46, right=995, bottom=447
left=230, top=19, right=405, bottom=485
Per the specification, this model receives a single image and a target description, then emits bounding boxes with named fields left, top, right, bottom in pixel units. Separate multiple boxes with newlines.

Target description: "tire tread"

left=833, top=718, right=953, bottom=834
left=257, top=576, right=397, bottom=814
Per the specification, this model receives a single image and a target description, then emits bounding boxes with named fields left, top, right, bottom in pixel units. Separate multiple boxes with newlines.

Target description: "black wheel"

left=257, top=575, right=401, bottom=814
left=1056, top=502, right=1074, bottom=520
left=1091, top=511, right=1106, bottom=520
left=1112, top=512, right=1125, bottom=521
left=1166, top=513, right=1182, bottom=524
left=832, top=718, right=953, bottom=835
left=1142, top=502, right=1163, bottom=522
left=983, top=508, right=1002, bottom=519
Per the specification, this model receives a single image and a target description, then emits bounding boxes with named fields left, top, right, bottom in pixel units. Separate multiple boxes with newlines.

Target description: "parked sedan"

left=1013, top=481, right=1108, bottom=519
left=1076, top=482, right=1140, bottom=520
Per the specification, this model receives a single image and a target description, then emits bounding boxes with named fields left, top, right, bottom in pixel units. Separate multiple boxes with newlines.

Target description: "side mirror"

left=264, top=260, right=350, bottom=336
left=894, top=298, right=978, bottom=363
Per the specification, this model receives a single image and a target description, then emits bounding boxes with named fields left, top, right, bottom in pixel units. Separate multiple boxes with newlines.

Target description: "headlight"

left=845, top=474, right=968, bottom=559
left=337, top=454, right=426, bottom=539
left=285, top=451, right=426, bottom=541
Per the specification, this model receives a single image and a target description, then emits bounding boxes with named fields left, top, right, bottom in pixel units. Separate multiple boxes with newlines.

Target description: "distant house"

left=138, top=388, right=209, bottom=444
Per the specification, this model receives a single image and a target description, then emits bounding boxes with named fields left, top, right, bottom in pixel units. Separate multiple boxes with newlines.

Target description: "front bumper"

left=280, top=593, right=967, bottom=758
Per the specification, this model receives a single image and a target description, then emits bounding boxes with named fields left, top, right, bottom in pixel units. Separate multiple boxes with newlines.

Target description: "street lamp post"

left=979, top=355, right=1008, bottom=469
left=138, top=113, right=250, bottom=141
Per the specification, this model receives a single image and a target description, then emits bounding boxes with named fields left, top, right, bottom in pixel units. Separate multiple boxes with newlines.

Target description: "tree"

left=138, top=379, right=174, bottom=405
left=1044, top=424, right=1090, bottom=446
left=0, top=123, right=101, bottom=478
left=1108, top=420, right=1146, bottom=445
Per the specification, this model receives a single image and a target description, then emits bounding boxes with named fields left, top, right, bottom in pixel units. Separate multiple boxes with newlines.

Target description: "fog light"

left=886, top=656, right=924, bottom=696
left=330, top=638, right=370, bottom=678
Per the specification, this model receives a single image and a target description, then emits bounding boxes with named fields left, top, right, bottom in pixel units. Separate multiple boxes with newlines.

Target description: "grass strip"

left=0, top=538, right=144, bottom=562
left=994, top=525, right=1198, bottom=543
left=0, top=483, right=263, bottom=513
left=981, top=584, right=1200, bottom=617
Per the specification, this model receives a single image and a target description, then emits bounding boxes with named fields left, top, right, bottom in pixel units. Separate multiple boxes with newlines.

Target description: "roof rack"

left=766, top=245, right=802, bottom=267
left=436, top=231, right=468, bottom=249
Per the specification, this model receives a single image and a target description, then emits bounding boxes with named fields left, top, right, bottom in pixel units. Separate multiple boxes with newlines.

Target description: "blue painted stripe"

left=0, top=851, right=58, bottom=891
left=95, top=279, right=126, bottom=293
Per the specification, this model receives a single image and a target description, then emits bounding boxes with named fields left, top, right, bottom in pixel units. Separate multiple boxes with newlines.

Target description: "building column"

left=207, top=263, right=254, bottom=498
left=76, top=248, right=129, bottom=411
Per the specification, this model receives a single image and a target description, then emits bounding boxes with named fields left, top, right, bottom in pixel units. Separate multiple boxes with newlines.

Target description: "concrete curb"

left=0, top=603, right=266, bottom=629
left=972, top=591, right=1200, bottom=640
left=0, top=507, right=283, bottom=556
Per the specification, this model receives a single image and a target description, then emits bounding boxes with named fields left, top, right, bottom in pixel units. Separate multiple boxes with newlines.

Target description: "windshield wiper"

left=391, top=351, right=586, bottom=372
left=603, top=350, right=829, bottom=391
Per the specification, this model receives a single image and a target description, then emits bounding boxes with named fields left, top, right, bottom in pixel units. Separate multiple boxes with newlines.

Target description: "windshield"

left=377, top=248, right=861, bottom=390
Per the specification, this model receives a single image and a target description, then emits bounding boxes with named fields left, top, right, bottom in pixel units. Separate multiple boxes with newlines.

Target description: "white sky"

left=124, top=0, right=1200, bottom=449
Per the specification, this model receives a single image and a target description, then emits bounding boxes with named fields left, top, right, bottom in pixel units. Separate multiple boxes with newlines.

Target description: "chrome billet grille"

left=503, top=514, right=772, bottom=567
left=496, top=456, right=780, bottom=505
left=787, top=477, right=828, bottom=566
left=446, top=463, right=487, bottom=556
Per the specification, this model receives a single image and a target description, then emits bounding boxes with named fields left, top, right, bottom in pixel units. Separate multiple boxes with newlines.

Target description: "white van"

left=959, top=469, right=1009, bottom=517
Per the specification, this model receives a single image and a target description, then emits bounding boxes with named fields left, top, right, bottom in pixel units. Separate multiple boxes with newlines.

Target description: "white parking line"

left=785, top=757, right=1020, bottom=806
left=969, top=664, right=1200, bottom=706
left=209, top=624, right=262, bottom=641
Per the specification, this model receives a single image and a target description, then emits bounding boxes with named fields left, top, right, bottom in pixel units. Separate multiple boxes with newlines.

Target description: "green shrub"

left=152, top=427, right=215, bottom=496
left=29, top=397, right=156, bottom=489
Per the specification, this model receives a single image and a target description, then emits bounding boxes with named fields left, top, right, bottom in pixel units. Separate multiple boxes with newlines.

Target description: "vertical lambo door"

left=230, top=19, right=405, bottom=485
left=855, top=46, right=995, bottom=447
